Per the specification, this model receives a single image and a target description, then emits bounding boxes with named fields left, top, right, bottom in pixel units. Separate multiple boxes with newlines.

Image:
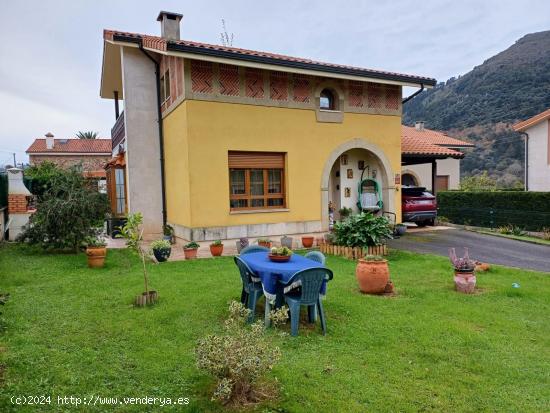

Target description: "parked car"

left=401, top=186, right=436, bottom=226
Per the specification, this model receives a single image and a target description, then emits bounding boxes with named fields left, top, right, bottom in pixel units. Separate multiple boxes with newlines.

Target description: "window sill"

left=230, top=208, right=290, bottom=215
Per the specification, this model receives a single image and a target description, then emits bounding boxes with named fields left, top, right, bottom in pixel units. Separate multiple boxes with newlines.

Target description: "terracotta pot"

left=454, top=270, right=476, bottom=294
left=268, top=254, right=291, bottom=262
left=184, top=247, right=198, bottom=260
left=355, top=259, right=390, bottom=294
left=210, top=244, right=224, bottom=256
left=135, top=290, right=158, bottom=306
left=301, top=236, right=314, bottom=248
left=258, top=241, right=272, bottom=248
left=86, top=246, right=106, bottom=268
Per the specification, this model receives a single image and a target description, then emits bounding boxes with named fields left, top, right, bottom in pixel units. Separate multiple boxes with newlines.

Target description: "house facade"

left=401, top=124, right=473, bottom=192
left=513, top=108, right=550, bottom=191
left=26, top=133, right=112, bottom=179
left=100, top=11, right=436, bottom=239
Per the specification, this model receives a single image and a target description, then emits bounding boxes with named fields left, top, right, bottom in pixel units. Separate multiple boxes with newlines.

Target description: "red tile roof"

left=401, top=136, right=464, bottom=158
left=513, top=108, right=550, bottom=132
left=26, top=139, right=112, bottom=154
left=104, top=30, right=436, bottom=86
left=401, top=126, right=474, bottom=147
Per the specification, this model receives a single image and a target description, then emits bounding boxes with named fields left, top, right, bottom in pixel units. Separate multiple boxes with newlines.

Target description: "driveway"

left=388, top=228, right=550, bottom=273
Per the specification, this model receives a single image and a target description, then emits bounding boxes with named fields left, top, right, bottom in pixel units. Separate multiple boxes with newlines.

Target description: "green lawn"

left=0, top=244, right=549, bottom=412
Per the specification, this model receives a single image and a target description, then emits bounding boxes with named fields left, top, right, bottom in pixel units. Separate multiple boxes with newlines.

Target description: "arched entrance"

left=320, top=138, right=395, bottom=231
left=402, top=171, right=419, bottom=187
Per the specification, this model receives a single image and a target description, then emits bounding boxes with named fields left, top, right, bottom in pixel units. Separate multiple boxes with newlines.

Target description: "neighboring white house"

left=513, top=108, right=550, bottom=191
left=401, top=123, right=474, bottom=192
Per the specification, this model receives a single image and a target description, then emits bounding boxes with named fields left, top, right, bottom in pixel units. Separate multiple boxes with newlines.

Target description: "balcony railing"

left=111, top=111, right=125, bottom=149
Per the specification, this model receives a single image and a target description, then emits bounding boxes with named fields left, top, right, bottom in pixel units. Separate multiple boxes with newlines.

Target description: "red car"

left=402, top=186, right=437, bottom=226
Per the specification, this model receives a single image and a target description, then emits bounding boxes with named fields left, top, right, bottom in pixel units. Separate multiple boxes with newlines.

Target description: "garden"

left=1, top=164, right=549, bottom=411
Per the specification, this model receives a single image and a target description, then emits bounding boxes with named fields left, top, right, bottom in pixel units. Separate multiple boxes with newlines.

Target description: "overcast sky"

left=1, top=0, right=549, bottom=165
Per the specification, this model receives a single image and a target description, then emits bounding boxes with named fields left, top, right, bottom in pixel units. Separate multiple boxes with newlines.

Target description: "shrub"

left=459, top=171, right=497, bottom=191
left=437, top=191, right=550, bottom=231
left=19, top=167, right=109, bottom=251
left=24, top=161, right=69, bottom=199
left=333, top=213, right=392, bottom=247
left=195, top=301, right=287, bottom=405
left=497, top=224, right=526, bottom=236
left=338, top=207, right=353, bottom=220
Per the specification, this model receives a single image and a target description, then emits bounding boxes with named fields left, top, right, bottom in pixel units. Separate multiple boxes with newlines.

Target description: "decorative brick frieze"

left=292, top=74, right=310, bottom=103
left=367, top=83, right=383, bottom=109
left=245, top=68, right=264, bottom=98
left=385, top=85, right=400, bottom=110
left=219, top=64, right=240, bottom=96
left=270, top=72, right=288, bottom=101
left=191, top=60, right=214, bottom=94
left=348, top=81, right=364, bottom=108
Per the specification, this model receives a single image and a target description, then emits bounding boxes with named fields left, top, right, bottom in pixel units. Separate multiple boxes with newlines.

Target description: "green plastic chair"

left=240, top=245, right=269, bottom=255
left=282, top=268, right=334, bottom=336
left=234, top=256, right=264, bottom=322
left=304, top=251, right=326, bottom=265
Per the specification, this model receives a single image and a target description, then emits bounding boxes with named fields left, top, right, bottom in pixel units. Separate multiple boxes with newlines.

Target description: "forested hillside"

left=403, top=30, right=550, bottom=187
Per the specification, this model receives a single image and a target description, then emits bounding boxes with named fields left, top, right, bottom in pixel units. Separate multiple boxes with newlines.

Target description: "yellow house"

left=100, top=11, right=436, bottom=240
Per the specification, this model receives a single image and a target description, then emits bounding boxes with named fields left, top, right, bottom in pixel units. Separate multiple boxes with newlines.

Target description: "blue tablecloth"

left=239, top=252, right=326, bottom=302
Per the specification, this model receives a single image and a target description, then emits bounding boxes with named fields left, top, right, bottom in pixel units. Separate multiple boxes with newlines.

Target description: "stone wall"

left=29, top=155, right=110, bottom=173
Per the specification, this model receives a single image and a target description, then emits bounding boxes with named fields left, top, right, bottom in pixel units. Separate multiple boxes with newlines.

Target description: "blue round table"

left=239, top=251, right=326, bottom=302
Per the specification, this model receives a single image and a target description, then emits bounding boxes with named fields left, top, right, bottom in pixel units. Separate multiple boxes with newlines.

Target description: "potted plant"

left=449, top=248, right=477, bottom=294
left=301, top=235, right=314, bottom=248
left=355, top=255, right=390, bottom=294
left=268, top=246, right=293, bottom=262
left=151, top=239, right=171, bottom=262
left=184, top=241, right=200, bottom=260
left=210, top=240, right=224, bottom=256
left=280, top=235, right=293, bottom=248
left=163, top=224, right=175, bottom=244
left=235, top=237, right=249, bottom=253
left=117, top=213, right=158, bottom=306
left=394, top=223, right=407, bottom=236
left=257, top=238, right=272, bottom=248
left=339, top=207, right=353, bottom=220
left=85, top=236, right=107, bottom=268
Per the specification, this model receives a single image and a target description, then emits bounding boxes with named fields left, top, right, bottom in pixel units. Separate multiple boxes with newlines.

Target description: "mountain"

left=403, top=30, right=550, bottom=187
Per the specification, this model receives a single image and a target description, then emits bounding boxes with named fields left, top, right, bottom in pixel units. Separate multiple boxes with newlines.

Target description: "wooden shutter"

left=228, top=151, right=285, bottom=169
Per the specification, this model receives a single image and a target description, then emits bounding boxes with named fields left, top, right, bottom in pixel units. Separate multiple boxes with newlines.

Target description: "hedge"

left=437, top=191, right=550, bottom=231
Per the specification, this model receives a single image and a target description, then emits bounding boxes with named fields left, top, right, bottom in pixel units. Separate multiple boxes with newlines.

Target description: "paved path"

left=389, top=228, right=550, bottom=273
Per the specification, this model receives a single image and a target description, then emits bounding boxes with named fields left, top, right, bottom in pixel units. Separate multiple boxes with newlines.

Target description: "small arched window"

left=320, top=89, right=336, bottom=110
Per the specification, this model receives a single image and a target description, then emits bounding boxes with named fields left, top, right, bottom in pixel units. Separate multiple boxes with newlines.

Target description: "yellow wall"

left=163, top=100, right=402, bottom=228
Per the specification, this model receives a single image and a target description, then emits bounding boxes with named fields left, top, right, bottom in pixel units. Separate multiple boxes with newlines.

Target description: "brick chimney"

left=45, top=132, right=54, bottom=149
left=415, top=121, right=425, bottom=131
left=157, top=11, right=183, bottom=41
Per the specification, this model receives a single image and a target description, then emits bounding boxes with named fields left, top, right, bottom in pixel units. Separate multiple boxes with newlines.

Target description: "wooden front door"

left=435, top=175, right=449, bottom=192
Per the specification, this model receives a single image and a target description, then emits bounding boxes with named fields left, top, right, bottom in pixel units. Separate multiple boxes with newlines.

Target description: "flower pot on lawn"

left=86, top=246, right=107, bottom=268
left=301, top=236, right=314, bottom=248
left=153, top=247, right=171, bottom=262
left=355, top=258, right=390, bottom=294
left=454, top=269, right=476, bottom=294
left=183, top=242, right=200, bottom=260
left=135, top=290, right=158, bottom=306
left=209, top=241, right=224, bottom=257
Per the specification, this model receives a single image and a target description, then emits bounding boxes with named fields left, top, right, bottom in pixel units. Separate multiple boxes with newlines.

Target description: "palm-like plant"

left=76, top=131, right=98, bottom=139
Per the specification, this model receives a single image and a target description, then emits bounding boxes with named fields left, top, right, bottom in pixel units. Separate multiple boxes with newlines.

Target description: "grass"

left=473, top=229, right=550, bottom=246
left=0, top=244, right=549, bottom=412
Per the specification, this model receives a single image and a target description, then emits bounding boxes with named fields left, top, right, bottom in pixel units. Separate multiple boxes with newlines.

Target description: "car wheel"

left=416, top=221, right=427, bottom=227
left=427, top=219, right=435, bottom=226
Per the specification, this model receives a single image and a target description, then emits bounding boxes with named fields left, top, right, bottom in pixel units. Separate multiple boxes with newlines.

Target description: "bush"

left=19, top=168, right=109, bottom=251
left=23, top=161, right=67, bottom=199
left=437, top=191, right=550, bottom=231
left=333, top=212, right=392, bottom=247
left=195, top=301, right=287, bottom=405
left=459, top=171, right=497, bottom=191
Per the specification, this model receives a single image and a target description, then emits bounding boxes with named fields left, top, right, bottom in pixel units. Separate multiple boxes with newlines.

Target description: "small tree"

left=24, top=161, right=66, bottom=199
left=117, top=213, right=156, bottom=306
left=76, top=131, right=98, bottom=139
left=19, top=167, right=108, bottom=251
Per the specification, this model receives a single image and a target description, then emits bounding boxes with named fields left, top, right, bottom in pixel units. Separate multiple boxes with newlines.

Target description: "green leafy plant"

left=459, top=171, right=497, bottom=192
left=151, top=239, right=171, bottom=250
left=270, top=246, right=293, bottom=256
left=338, top=207, right=353, bottom=220
left=163, top=224, right=174, bottom=236
left=76, top=131, right=98, bottom=140
left=19, top=167, right=109, bottom=252
left=210, top=240, right=223, bottom=246
left=257, top=238, right=271, bottom=243
left=498, top=224, right=526, bottom=236
left=117, top=213, right=153, bottom=302
left=195, top=301, right=287, bottom=405
left=23, top=161, right=67, bottom=199
left=85, top=235, right=107, bottom=248
left=333, top=213, right=392, bottom=247
left=184, top=241, right=200, bottom=249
